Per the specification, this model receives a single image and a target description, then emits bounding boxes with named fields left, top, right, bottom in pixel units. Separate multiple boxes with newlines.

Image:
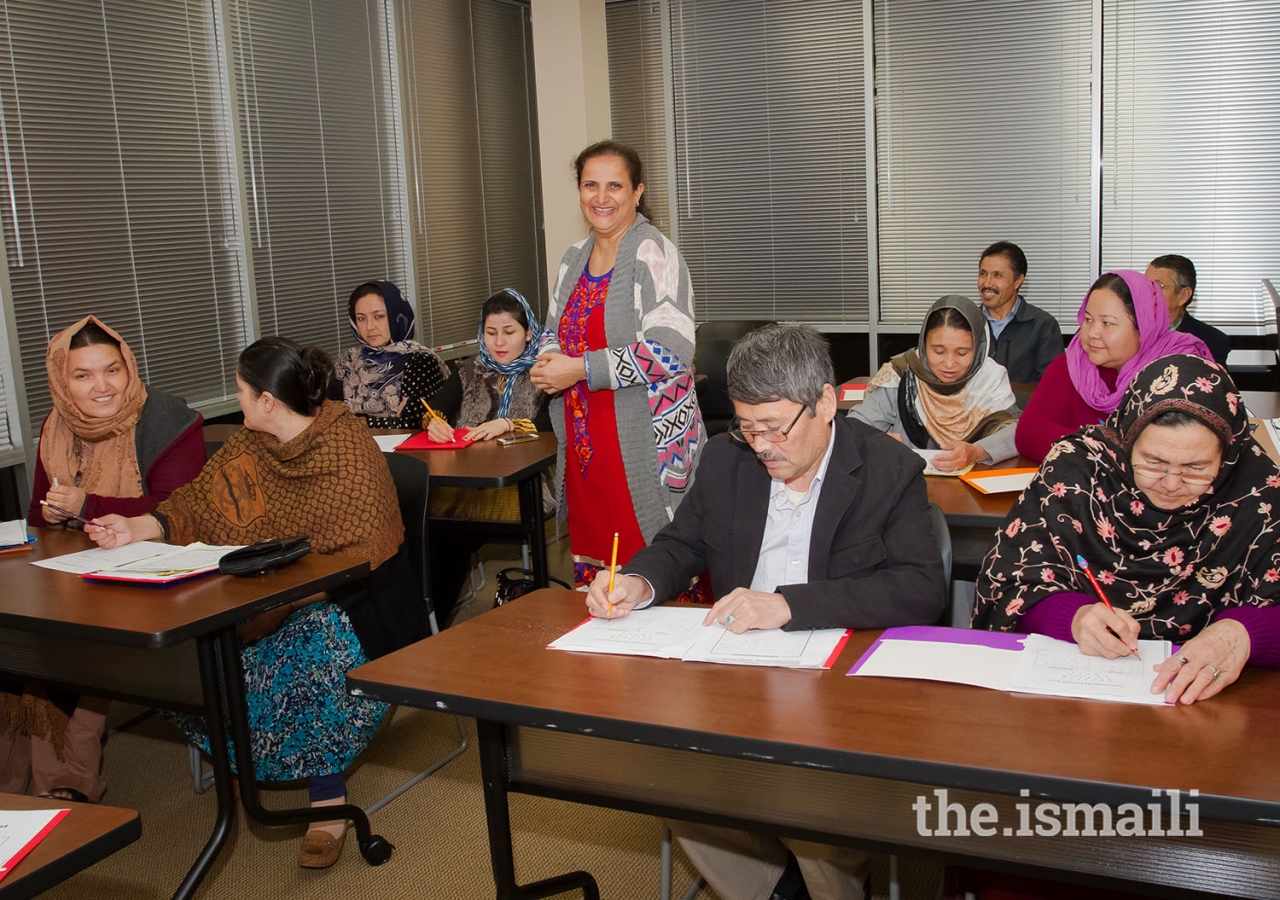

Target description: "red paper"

left=0, top=807, right=70, bottom=884
left=393, top=431, right=475, bottom=451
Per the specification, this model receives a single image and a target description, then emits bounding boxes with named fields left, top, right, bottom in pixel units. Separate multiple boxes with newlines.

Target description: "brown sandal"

left=298, top=829, right=345, bottom=869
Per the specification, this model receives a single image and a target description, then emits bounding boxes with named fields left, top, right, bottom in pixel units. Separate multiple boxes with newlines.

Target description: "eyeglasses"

left=729, top=406, right=807, bottom=445
left=1132, top=463, right=1216, bottom=486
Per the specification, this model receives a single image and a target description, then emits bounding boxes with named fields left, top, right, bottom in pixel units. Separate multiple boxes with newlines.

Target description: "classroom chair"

left=366, top=451, right=469, bottom=814
left=693, top=320, right=772, bottom=437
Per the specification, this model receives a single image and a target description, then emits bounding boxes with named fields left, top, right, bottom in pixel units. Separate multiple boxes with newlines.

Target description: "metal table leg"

left=519, top=472, right=549, bottom=589
left=478, top=719, right=598, bottom=900
left=173, top=635, right=239, bottom=899
left=214, top=629, right=395, bottom=867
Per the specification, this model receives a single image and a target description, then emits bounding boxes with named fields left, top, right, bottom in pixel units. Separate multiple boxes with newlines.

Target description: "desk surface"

left=350, top=590, right=1280, bottom=825
left=203, top=424, right=557, bottom=489
left=0, top=530, right=368, bottom=648
left=0, top=794, right=140, bottom=899
left=385, top=431, right=557, bottom=488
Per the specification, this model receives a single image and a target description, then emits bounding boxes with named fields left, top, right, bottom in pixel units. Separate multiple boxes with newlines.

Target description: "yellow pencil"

left=606, top=531, right=619, bottom=616
left=421, top=400, right=453, bottom=439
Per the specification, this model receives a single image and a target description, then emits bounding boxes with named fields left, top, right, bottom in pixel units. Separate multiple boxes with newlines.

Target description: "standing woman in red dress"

left=531, top=141, right=705, bottom=593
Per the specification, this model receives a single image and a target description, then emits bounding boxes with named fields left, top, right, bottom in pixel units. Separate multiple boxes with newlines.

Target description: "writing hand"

left=1071, top=601, right=1140, bottom=658
left=703, top=588, right=792, bottom=633
left=931, top=440, right=987, bottom=473
left=425, top=417, right=455, bottom=443
left=1150, top=619, right=1249, bottom=705
left=585, top=570, right=651, bottom=619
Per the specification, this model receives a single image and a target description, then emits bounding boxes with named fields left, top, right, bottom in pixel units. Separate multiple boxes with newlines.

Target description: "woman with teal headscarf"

left=424, top=288, right=549, bottom=442
left=425, top=289, right=552, bottom=624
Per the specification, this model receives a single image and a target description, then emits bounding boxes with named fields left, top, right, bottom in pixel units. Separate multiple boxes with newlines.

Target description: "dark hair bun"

left=301, top=346, right=335, bottom=407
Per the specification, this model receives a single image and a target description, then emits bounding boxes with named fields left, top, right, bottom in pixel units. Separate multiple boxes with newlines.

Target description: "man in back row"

left=588, top=324, right=945, bottom=900
left=1145, top=253, right=1231, bottom=365
left=976, top=241, right=1063, bottom=383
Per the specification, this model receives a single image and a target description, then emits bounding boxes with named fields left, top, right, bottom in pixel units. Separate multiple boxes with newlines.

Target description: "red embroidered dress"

left=559, top=268, right=647, bottom=586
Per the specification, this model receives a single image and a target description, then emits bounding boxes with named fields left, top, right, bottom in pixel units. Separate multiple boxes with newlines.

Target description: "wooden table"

left=349, top=591, right=1280, bottom=900
left=0, top=531, right=384, bottom=898
left=0, top=793, right=140, bottom=899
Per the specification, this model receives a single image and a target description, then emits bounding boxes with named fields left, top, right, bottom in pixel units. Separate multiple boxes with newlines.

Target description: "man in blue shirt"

left=977, top=241, right=1062, bottom=383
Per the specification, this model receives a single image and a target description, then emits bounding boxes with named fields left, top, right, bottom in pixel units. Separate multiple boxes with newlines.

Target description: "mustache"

left=756, top=451, right=788, bottom=463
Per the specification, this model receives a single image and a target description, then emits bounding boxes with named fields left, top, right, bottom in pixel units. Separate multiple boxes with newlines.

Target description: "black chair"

left=693, top=320, right=772, bottom=437
left=364, top=452, right=468, bottom=814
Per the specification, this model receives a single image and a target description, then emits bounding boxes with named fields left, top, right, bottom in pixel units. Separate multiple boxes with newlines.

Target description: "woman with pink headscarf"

left=1015, top=269, right=1212, bottom=462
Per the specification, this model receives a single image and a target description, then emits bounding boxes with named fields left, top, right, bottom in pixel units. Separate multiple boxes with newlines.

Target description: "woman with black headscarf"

left=332, top=280, right=450, bottom=429
left=974, top=354, right=1280, bottom=705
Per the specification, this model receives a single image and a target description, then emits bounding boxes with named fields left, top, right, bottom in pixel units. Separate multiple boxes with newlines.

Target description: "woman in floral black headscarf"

left=332, top=280, right=450, bottom=429
left=974, top=354, right=1280, bottom=704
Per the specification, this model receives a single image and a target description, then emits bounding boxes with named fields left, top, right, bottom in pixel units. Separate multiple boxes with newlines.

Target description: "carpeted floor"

left=39, top=534, right=945, bottom=899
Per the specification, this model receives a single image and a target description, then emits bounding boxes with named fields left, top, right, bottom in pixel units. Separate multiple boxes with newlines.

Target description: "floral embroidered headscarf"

left=973, top=354, right=1280, bottom=638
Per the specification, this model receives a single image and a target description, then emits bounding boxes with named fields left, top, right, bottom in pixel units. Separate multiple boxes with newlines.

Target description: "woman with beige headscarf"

left=0, top=316, right=204, bottom=803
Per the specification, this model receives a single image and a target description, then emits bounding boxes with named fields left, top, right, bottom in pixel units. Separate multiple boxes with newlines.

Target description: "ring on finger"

left=1207, top=665, right=1221, bottom=681
left=725, top=614, right=735, bottom=624
left=1176, top=655, right=1190, bottom=667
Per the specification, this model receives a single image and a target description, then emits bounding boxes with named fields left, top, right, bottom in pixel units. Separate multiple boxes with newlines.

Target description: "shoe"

left=39, top=788, right=91, bottom=803
left=298, top=829, right=345, bottom=869
left=769, top=853, right=811, bottom=900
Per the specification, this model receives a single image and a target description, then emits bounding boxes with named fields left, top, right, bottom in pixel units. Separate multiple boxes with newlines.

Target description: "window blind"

left=1100, top=0, right=1280, bottom=331
left=606, top=0, right=672, bottom=236
left=0, top=0, right=247, bottom=426
left=0, top=370, right=13, bottom=462
left=398, top=0, right=544, bottom=347
left=669, top=0, right=869, bottom=325
left=874, top=0, right=1092, bottom=327
left=231, top=0, right=406, bottom=356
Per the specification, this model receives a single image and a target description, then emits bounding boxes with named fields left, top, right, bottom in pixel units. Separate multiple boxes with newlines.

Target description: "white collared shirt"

left=748, top=421, right=838, bottom=593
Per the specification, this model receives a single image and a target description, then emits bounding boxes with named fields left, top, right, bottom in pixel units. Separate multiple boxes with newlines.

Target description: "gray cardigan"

left=539, top=214, right=704, bottom=542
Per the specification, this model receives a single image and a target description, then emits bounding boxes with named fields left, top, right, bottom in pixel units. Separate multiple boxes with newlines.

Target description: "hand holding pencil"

left=1072, top=555, right=1141, bottom=661
left=421, top=400, right=455, bottom=442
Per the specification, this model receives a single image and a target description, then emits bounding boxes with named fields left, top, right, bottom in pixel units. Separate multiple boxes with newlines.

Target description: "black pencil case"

left=219, top=536, right=312, bottom=576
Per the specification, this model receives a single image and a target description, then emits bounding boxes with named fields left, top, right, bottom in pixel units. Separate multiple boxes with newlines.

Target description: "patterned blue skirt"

left=168, top=603, right=388, bottom=782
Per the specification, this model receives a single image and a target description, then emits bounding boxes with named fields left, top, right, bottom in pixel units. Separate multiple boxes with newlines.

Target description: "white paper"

left=966, top=471, right=1036, bottom=494
left=1009, top=634, right=1171, bottom=705
left=853, top=638, right=1023, bottom=690
left=842, top=386, right=865, bottom=402
left=548, top=606, right=707, bottom=658
left=548, top=606, right=847, bottom=669
left=683, top=623, right=847, bottom=668
left=1263, top=418, right=1280, bottom=456
left=103, top=543, right=243, bottom=574
left=0, top=519, right=30, bottom=548
left=373, top=434, right=409, bottom=452
left=0, top=807, right=66, bottom=877
left=32, top=541, right=178, bottom=575
left=913, top=448, right=973, bottom=476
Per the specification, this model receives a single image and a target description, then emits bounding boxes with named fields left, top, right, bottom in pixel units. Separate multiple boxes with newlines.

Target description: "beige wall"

left=530, top=0, right=612, bottom=296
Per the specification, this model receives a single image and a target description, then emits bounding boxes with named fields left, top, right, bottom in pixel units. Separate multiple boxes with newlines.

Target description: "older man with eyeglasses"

left=585, top=324, right=945, bottom=900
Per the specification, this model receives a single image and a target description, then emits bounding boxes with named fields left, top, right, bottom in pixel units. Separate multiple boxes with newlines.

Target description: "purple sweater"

left=1017, top=592, right=1280, bottom=666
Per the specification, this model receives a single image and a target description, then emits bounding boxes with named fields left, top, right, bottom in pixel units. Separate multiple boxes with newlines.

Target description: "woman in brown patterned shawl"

left=88, top=337, right=426, bottom=867
left=974, top=354, right=1280, bottom=705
